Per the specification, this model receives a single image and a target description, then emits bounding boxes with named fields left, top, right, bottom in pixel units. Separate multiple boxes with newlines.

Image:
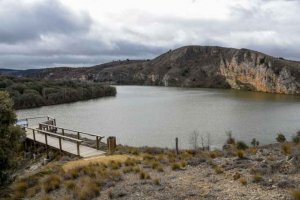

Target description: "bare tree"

left=189, top=130, right=199, bottom=150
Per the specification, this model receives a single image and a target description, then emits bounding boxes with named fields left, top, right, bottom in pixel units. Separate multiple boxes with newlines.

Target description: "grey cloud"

left=0, top=0, right=92, bottom=44
left=0, top=0, right=300, bottom=69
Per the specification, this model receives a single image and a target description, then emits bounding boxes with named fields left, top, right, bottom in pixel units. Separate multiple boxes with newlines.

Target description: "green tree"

left=0, top=91, right=24, bottom=185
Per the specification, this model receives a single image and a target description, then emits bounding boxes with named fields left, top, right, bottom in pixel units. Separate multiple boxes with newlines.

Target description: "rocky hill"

left=2, top=46, right=300, bottom=95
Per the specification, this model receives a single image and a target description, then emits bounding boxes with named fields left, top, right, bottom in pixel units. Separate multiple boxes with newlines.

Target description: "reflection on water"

left=17, top=86, right=300, bottom=149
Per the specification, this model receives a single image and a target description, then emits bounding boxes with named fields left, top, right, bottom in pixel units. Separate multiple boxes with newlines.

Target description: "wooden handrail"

left=26, top=127, right=83, bottom=143
left=39, top=123, right=104, bottom=139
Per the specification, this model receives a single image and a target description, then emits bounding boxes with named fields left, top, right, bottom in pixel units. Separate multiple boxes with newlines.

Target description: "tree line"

left=0, top=76, right=117, bottom=109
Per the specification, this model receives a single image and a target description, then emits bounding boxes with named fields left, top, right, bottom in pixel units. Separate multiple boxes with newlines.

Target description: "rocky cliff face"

left=9, top=46, right=300, bottom=95
left=92, top=46, right=300, bottom=95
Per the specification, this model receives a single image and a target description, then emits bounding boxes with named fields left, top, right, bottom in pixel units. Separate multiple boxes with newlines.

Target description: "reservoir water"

left=17, top=86, right=300, bottom=149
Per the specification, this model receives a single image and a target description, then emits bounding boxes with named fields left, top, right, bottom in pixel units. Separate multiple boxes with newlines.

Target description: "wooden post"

left=107, top=136, right=116, bottom=154
left=45, top=133, right=49, bottom=158
left=53, top=119, right=56, bottom=126
left=59, top=137, right=62, bottom=155
left=33, top=129, right=36, bottom=152
left=77, top=141, right=80, bottom=156
left=62, top=129, right=65, bottom=136
left=77, top=132, right=80, bottom=139
left=175, top=137, right=179, bottom=155
left=96, top=136, right=99, bottom=150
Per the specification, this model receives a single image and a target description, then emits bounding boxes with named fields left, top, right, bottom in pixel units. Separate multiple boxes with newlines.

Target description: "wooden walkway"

left=21, top=116, right=106, bottom=158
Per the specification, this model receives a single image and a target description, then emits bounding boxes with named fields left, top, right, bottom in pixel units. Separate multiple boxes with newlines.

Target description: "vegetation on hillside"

left=0, top=76, right=116, bottom=109
left=0, top=91, right=25, bottom=186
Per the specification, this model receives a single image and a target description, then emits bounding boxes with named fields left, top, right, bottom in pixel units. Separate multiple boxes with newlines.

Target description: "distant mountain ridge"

left=1, top=45, right=300, bottom=95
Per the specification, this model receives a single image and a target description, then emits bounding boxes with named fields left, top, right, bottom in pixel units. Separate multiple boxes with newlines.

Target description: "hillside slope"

left=3, top=46, right=300, bottom=95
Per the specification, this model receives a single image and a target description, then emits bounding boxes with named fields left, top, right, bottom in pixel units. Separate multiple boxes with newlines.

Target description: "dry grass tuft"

left=154, top=178, right=160, bottom=185
left=75, top=177, right=100, bottom=200
left=237, top=150, right=244, bottom=159
left=281, top=143, right=292, bottom=155
left=213, top=166, right=224, bottom=174
left=171, top=163, right=181, bottom=171
left=233, top=172, right=241, bottom=180
left=239, top=177, right=247, bottom=185
left=64, top=180, right=76, bottom=191
left=292, top=190, right=300, bottom=200
left=42, top=174, right=61, bottom=193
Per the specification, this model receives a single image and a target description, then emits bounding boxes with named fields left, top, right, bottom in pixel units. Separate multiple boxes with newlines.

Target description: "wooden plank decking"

left=26, top=129, right=106, bottom=158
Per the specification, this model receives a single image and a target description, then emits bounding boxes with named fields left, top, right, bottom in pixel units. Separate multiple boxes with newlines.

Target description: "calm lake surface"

left=17, top=86, right=300, bottom=149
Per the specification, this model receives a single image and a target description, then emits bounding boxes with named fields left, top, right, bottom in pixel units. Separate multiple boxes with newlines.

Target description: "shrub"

left=236, top=141, right=248, bottom=150
left=276, top=133, right=286, bottom=143
left=0, top=91, right=25, bottom=185
left=281, top=143, right=292, bottom=155
left=251, top=138, right=259, bottom=147
left=237, top=150, right=244, bottom=159
left=292, top=135, right=300, bottom=144
left=226, top=131, right=235, bottom=144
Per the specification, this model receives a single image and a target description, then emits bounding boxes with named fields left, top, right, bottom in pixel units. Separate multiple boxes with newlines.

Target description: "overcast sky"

left=0, top=0, right=299, bottom=69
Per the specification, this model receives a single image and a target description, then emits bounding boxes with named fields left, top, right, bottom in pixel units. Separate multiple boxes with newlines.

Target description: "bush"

left=292, top=135, right=300, bottom=144
left=0, top=91, right=25, bottom=185
left=236, top=141, right=248, bottom=150
left=276, top=133, right=286, bottom=143
left=251, top=138, right=259, bottom=147
left=237, top=150, right=244, bottom=159
left=226, top=131, right=235, bottom=144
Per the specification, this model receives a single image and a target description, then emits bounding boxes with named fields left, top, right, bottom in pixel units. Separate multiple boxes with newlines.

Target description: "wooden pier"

left=20, top=116, right=106, bottom=158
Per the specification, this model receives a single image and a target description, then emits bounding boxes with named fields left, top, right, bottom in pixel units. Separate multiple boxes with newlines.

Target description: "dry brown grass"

left=64, top=180, right=76, bottom=191
left=171, top=162, right=181, bottom=171
left=292, top=190, right=300, bottom=200
left=239, top=177, right=247, bottom=185
left=281, top=143, right=292, bottom=155
left=75, top=177, right=100, bottom=200
left=62, top=155, right=140, bottom=172
left=213, top=166, right=224, bottom=174
left=42, top=174, right=61, bottom=193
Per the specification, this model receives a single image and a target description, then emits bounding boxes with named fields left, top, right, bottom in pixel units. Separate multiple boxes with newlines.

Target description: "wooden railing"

left=38, top=123, right=104, bottom=150
left=26, top=127, right=83, bottom=156
left=17, top=116, right=55, bottom=128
